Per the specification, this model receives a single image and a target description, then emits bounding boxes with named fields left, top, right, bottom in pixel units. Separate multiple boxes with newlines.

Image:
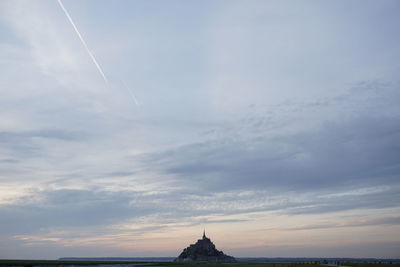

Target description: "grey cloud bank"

left=144, top=82, right=400, bottom=192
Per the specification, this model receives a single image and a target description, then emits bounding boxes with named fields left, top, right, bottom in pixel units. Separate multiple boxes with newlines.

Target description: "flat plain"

left=1, top=261, right=400, bottom=267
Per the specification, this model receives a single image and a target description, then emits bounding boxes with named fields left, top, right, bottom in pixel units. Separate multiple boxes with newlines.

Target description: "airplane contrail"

left=57, top=0, right=108, bottom=84
left=122, top=81, right=140, bottom=107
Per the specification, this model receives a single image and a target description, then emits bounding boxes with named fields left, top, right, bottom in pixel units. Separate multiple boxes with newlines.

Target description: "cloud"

left=285, top=216, right=400, bottom=231
left=140, top=82, right=400, bottom=195
left=2, top=181, right=394, bottom=243
left=0, top=188, right=158, bottom=235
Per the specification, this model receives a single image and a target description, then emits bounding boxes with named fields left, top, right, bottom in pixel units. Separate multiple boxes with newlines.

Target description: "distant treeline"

left=59, top=257, right=174, bottom=262
left=238, top=258, right=400, bottom=263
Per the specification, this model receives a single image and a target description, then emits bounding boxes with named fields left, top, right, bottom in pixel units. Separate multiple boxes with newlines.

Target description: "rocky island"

left=174, top=230, right=237, bottom=263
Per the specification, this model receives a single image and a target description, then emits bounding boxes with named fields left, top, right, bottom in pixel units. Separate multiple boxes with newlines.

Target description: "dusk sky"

left=1, top=0, right=400, bottom=260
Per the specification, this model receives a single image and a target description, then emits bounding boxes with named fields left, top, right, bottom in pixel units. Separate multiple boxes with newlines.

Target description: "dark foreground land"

left=1, top=260, right=400, bottom=267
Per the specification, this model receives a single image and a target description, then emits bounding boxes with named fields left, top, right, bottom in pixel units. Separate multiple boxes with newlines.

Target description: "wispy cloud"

left=284, top=216, right=400, bottom=231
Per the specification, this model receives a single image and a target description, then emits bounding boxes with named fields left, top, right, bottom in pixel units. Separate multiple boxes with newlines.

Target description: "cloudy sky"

left=1, top=0, right=400, bottom=260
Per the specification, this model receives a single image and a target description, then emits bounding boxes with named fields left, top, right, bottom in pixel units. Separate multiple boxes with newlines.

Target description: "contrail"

left=57, top=0, right=108, bottom=83
left=122, top=81, right=140, bottom=107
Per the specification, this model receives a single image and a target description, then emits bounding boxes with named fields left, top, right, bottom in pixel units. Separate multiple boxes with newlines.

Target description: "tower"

left=203, top=229, right=206, bottom=239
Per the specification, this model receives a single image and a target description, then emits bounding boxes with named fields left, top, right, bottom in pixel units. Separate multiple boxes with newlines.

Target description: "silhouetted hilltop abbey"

left=174, top=230, right=236, bottom=263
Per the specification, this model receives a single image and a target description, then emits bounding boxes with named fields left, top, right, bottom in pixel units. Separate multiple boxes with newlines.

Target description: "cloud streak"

left=284, top=216, right=400, bottom=231
left=122, top=81, right=140, bottom=107
left=56, top=0, right=108, bottom=84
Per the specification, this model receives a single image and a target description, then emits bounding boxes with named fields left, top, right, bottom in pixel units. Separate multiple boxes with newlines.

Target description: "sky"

left=0, top=0, right=400, bottom=260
